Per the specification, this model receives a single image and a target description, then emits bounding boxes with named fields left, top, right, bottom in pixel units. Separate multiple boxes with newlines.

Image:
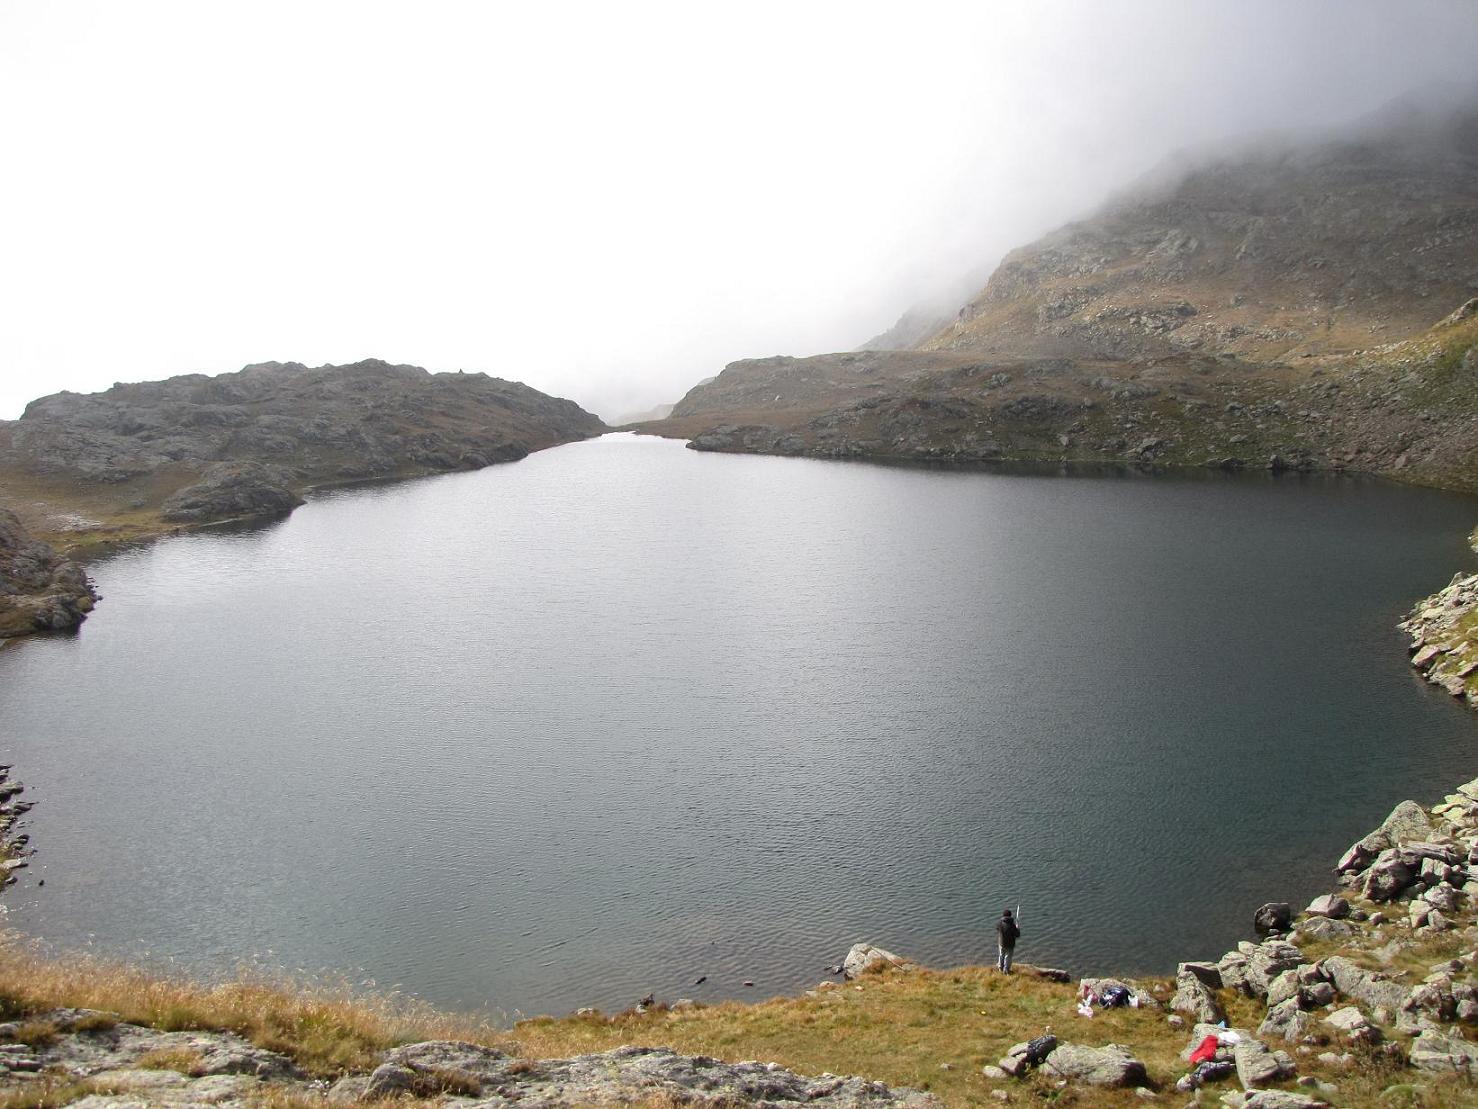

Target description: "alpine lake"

left=3, top=433, right=1476, bottom=1020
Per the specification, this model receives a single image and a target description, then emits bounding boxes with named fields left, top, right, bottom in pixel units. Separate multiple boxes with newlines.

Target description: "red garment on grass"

left=1188, top=1035, right=1219, bottom=1066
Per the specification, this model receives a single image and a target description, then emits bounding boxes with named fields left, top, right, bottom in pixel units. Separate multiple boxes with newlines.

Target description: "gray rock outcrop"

left=1408, top=1027, right=1478, bottom=1075
left=1171, top=966, right=1224, bottom=1024
left=1253, top=902, right=1292, bottom=935
left=1, top=1014, right=937, bottom=1108
left=0, top=508, right=98, bottom=637
left=160, top=463, right=304, bottom=524
left=1233, top=1038, right=1296, bottom=1088
left=1041, top=1042, right=1146, bottom=1087
left=1, top=359, right=607, bottom=527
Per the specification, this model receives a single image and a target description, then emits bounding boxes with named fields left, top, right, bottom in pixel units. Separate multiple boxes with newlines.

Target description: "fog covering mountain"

left=4, top=3, right=1478, bottom=423
left=916, top=92, right=1478, bottom=362
left=655, top=92, right=1478, bottom=492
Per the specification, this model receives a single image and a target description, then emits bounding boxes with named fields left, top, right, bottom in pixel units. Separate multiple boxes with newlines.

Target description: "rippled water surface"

left=2, top=433, right=1477, bottom=1017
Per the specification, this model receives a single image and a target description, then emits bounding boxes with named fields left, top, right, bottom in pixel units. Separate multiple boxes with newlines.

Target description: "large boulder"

left=1323, top=1006, right=1379, bottom=1044
left=1337, top=800, right=1430, bottom=872
left=1233, top=1039, right=1295, bottom=1088
left=1218, top=950, right=1251, bottom=994
left=1041, top=1043, right=1146, bottom=1087
left=1243, top=1092, right=1329, bottom=1108
left=1409, top=1028, right=1478, bottom=1074
left=1296, top=916, right=1356, bottom=941
left=1244, top=939, right=1305, bottom=997
left=1363, top=848, right=1416, bottom=902
left=841, top=943, right=917, bottom=980
left=1079, top=977, right=1159, bottom=1008
left=1253, top=902, right=1292, bottom=935
left=1171, top=969, right=1224, bottom=1024
left=1320, top=956, right=1410, bottom=1012
left=1258, top=999, right=1312, bottom=1042
left=160, top=462, right=305, bottom=524
left=1303, top=894, right=1349, bottom=919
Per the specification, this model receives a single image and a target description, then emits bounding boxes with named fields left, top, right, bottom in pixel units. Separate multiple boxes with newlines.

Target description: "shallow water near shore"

left=2, top=433, right=1477, bottom=1020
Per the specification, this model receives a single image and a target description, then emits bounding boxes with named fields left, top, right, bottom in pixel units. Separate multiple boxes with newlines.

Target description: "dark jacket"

left=997, top=914, right=1020, bottom=947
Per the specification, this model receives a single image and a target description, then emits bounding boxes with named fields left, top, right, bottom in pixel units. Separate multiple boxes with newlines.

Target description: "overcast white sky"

left=2, top=1, right=1476, bottom=421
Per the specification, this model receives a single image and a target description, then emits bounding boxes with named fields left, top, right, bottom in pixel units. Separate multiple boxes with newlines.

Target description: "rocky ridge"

left=924, top=99, right=1478, bottom=364
left=646, top=98, right=1478, bottom=492
left=0, top=359, right=606, bottom=549
left=0, top=508, right=97, bottom=638
left=0, top=1016, right=936, bottom=1109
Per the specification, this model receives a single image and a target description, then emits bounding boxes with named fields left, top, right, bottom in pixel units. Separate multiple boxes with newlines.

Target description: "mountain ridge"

left=0, top=358, right=606, bottom=556
left=647, top=96, right=1478, bottom=489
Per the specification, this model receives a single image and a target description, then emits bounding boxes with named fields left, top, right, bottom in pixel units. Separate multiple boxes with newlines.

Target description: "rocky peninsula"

left=0, top=359, right=606, bottom=557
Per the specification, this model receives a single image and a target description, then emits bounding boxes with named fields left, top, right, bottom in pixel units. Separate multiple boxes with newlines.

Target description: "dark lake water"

left=2, top=433, right=1477, bottom=1020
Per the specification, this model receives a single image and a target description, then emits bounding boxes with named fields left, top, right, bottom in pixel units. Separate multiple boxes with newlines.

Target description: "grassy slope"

left=4, top=931, right=1478, bottom=1107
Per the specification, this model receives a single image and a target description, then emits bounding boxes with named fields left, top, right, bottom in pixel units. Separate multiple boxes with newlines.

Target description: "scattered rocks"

left=2, top=1017, right=938, bottom=1107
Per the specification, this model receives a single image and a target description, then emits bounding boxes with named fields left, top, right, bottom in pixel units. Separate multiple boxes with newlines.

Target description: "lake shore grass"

left=5, top=927, right=1478, bottom=1106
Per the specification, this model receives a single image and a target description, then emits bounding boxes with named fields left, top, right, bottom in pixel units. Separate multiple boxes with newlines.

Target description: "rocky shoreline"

left=0, top=767, right=35, bottom=893
left=1401, top=528, right=1478, bottom=707
left=0, top=509, right=98, bottom=639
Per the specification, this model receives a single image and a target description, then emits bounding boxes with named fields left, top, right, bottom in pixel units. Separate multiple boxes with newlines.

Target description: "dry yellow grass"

left=0, top=932, right=506, bottom=1077
left=4, top=931, right=1478, bottom=1105
left=0, top=1077, right=91, bottom=1109
left=133, top=1046, right=206, bottom=1076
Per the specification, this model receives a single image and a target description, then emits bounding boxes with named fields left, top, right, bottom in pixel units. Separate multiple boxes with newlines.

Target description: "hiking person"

left=996, top=907, right=1020, bottom=973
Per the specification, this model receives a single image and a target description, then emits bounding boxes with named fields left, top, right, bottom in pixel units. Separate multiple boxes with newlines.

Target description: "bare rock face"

left=5, top=1017, right=939, bottom=1108
left=1041, top=1042, right=1147, bottom=1087
left=0, top=508, right=98, bottom=637
left=160, top=463, right=304, bottom=524
left=0, top=359, right=607, bottom=527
